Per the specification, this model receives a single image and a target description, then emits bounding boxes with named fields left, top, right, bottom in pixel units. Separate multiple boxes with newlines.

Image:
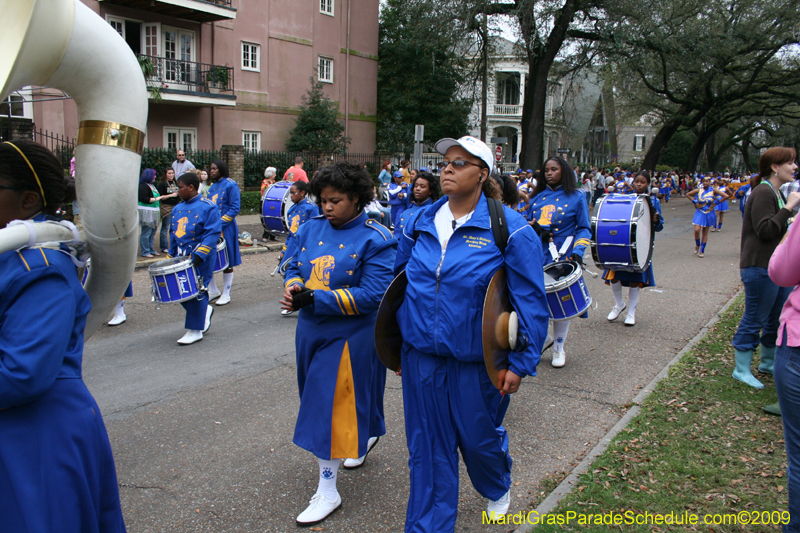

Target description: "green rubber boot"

left=733, top=349, right=765, bottom=389
left=758, top=345, right=776, bottom=375
left=763, top=402, right=782, bottom=416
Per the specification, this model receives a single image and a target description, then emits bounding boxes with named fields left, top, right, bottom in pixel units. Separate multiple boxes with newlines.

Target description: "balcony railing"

left=140, top=55, right=234, bottom=97
left=492, top=104, right=522, bottom=116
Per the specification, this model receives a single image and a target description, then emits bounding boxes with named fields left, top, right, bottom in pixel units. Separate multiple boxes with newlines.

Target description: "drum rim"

left=216, top=237, right=226, bottom=252
left=543, top=261, right=581, bottom=293
left=148, top=256, right=195, bottom=275
left=590, top=193, right=654, bottom=273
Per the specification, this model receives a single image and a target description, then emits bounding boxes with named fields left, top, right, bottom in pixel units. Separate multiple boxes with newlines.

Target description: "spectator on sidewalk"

left=157, top=167, right=179, bottom=253
left=171, top=150, right=195, bottom=177
left=283, top=157, right=308, bottom=183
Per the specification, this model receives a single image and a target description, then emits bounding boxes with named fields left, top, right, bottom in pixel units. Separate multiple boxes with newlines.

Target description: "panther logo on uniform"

left=175, top=217, right=189, bottom=238
left=537, top=204, right=556, bottom=225
left=212, top=194, right=219, bottom=204
left=290, top=214, right=301, bottom=234
left=307, top=255, right=335, bottom=290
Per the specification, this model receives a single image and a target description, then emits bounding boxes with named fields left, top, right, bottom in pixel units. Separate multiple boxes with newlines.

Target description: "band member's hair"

left=177, top=172, right=200, bottom=190
left=0, top=140, right=74, bottom=214
left=310, top=161, right=374, bottom=211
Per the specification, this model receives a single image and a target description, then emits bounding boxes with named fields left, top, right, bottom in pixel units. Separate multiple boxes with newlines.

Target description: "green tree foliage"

left=575, top=0, right=800, bottom=170
left=377, top=0, right=473, bottom=154
left=286, top=78, right=349, bottom=153
left=657, top=130, right=693, bottom=169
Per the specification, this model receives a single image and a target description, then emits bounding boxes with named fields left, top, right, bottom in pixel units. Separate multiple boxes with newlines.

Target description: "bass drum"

left=590, top=194, right=655, bottom=273
left=261, top=182, right=294, bottom=232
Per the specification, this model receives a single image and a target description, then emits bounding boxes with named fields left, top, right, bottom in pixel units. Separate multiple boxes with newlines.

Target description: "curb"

left=514, top=288, right=743, bottom=532
left=133, top=243, right=282, bottom=270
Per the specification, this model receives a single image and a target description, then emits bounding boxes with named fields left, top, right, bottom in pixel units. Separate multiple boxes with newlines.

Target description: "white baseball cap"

left=434, top=136, right=494, bottom=174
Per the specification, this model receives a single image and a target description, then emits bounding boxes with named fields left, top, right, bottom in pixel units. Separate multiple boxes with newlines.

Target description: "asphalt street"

left=84, top=196, right=745, bottom=532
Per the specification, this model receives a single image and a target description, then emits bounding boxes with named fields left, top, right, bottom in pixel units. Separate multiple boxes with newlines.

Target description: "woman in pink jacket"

left=769, top=212, right=800, bottom=532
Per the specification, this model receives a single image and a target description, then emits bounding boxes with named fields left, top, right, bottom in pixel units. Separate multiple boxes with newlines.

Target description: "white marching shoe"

left=486, top=490, right=511, bottom=522
left=607, top=304, right=626, bottom=321
left=177, top=330, right=203, bottom=345
left=215, top=294, right=231, bottom=306
left=343, top=436, right=379, bottom=469
left=281, top=309, right=294, bottom=316
left=551, top=350, right=566, bottom=368
left=108, top=314, right=127, bottom=326
left=208, top=290, right=221, bottom=301
left=203, top=306, right=214, bottom=333
left=624, top=314, right=636, bottom=326
left=296, top=492, right=342, bottom=527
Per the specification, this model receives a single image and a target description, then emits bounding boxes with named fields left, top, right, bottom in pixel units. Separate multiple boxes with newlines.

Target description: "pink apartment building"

left=24, top=0, right=378, bottom=152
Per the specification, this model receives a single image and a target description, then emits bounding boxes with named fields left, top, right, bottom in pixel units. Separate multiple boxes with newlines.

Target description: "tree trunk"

left=740, top=139, right=753, bottom=173
left=705, top=131, right=717, bottom=170
left=602, top=77, right=617, bottom=160
left=519, top=62, right=550, bottom=171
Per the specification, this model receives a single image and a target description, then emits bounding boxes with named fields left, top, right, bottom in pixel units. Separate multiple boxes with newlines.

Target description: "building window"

left=318, top=57, right=333, bottom=83
left=634, top=135, right=646, bottom=152
left=107, top=16, right=125, bottom=39
left=242, top=42, right=260, bottom=72
left=243, top=131, right=261, bottom=152
left=0, top=94, right=25, bottom=118
left=164, top=128, right=196, bottom=152
left=320, top=0, right=334, bottom=16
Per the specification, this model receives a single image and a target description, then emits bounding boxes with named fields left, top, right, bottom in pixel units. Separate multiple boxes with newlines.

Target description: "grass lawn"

left=508, top=295, right=790, bottom=532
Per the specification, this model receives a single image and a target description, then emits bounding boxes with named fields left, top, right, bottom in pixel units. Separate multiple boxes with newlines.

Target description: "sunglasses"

left=437, top=160, right=483, bottom=170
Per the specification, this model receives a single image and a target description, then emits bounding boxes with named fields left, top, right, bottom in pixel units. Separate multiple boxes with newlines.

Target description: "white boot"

left=296, top=492, right=342, bottom=526
left=203, top=306, right=213, bottom=333
left=552, top=350, right=566, bottom=368
left=177, top=330, right=203, bottom=345
left=343, top=436, right=379, bottom=469
left=486, top=490, right=511, bottom=522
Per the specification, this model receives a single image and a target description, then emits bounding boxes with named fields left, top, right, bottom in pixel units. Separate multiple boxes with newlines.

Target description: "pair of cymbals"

left=374, top=268, right=516, bottom=391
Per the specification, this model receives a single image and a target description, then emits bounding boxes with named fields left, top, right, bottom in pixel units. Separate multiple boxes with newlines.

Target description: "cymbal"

left=374, top=270, right=407, bottom=372
left=482, top=268, right=511, bottom=390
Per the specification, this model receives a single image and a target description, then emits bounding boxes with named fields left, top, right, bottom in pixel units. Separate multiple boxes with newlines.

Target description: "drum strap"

left=413, top=198, right=508, bottom=254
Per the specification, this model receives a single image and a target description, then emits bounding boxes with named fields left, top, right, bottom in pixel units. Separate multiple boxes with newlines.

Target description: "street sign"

left=414, top=125, right=424, bottom=142
left=495, top=146, right=503, bottom=161
left=557, top=148, right=571, bottom=154
left=490, top=136, right=508, bottom=144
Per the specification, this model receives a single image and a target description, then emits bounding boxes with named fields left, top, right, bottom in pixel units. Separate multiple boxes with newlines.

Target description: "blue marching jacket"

left=168, top=193, right=222, bottom=283
left=525, top=185, right=592, bottom=263
left=284, top=211, right=397, bottom=460
left=394, top=194, right=549, bottom=378
left=0, top=215, right=126, bottom=532
left=208, top=176, right=241, bottom=267
left=395, top=197, right=433, bottom=237
left=285, top=198, right=319, bottom=251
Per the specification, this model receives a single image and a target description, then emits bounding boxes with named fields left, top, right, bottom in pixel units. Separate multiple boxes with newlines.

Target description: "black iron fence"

left=32, top=127, right=76, bottom=170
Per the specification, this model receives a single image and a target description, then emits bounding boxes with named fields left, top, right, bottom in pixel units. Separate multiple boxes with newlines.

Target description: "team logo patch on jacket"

left=307, top=255, right=336, bottom=290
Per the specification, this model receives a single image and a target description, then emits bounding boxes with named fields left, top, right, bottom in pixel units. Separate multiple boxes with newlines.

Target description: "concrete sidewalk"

left=89, top=197, right=745, bottom=532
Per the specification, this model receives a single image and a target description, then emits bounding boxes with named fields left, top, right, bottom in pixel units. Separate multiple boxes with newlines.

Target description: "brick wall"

left=220, top=144, right=245, bottom=191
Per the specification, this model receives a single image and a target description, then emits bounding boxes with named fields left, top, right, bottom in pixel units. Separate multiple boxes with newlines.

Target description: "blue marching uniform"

left=715, top=186, right=729, bottom=212
left=395, top=197, right=433, bottom=237
left=615, top=178, right=634, bottom=194
left=285, top=198, right=319, bottom=252
left=525, top=185, right=592, bottom=264
left=285, top=212, right=397, bottom=460
left=602, top=195, right=664, bottom=287
left=207, top=177, right=241, bottom=267
left=0, top=215, right=125, bottom=533
left=394, top=194, right=549, bottom=533
left=388, top=182, right=409, bottom=228
left=168, top=194, right=222, bottom=330
left=692, top=188, right=719, bottom=227
left=735, top=183, right=751, bottom=218
left=659, top=176, right=671, bottom=202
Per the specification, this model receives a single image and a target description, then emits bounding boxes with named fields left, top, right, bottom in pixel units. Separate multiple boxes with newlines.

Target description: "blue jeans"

left=732, top=267, right=793, bottom=351
left=775, top=331, right=800, bottom=532
left=159, top=210, right=172, bottom=252
left=368, top=207, right=391, bottom=227
left=140, top=225, right=156, bottom=256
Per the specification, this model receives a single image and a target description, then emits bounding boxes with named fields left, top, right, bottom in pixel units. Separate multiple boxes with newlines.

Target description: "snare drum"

left=149, top=257, right=200, bottom=304
left=213, top=237, right=229, bottom=272
left=591, top=194, right=654, bottom=273
left=543, top=261, right=592, bottom=321
left=261, top=181, right=294, bottom=232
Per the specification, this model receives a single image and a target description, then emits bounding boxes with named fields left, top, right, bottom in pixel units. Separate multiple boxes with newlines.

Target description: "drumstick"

left=270, top=264, right=280, bottom=276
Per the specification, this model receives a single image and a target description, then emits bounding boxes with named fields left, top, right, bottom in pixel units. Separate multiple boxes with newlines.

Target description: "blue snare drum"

left=261, top=181, right=294, bottom=233
left=213, top=237, right=229, bottom=273
left=149, top=257, right=200, bottom=304
left=591, top=194, right=654, bottom=273
left=543, top=261, right=592, bottom=321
